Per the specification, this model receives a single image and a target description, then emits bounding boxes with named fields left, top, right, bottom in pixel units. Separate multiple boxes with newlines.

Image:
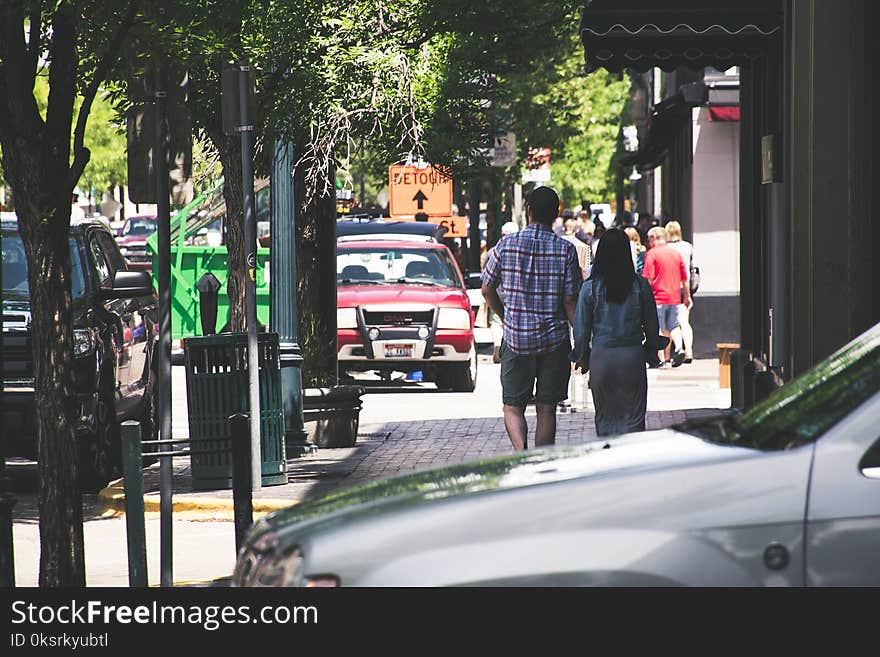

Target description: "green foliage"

left=544, top=67, right=632, bottom=207
left=78, top=90, right=128, bottom=196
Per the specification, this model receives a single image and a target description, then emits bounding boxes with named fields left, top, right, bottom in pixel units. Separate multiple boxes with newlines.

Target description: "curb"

left=98, top=478, right=297, bottom=517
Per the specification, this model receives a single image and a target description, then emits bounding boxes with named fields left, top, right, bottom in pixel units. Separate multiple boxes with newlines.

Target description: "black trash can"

left=183, top=332, right=287, bottom=490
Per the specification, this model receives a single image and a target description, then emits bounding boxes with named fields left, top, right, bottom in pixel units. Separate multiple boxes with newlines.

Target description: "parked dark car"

left=2, top=217, right=158, bottom=492
left=115, top=214, right=157, bottom=272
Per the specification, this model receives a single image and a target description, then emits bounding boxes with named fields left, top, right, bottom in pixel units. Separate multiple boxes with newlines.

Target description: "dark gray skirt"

left=590, top=345, right=647, bottom=437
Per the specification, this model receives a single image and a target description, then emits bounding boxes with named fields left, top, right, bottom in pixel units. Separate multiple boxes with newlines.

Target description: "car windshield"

left=678, top=322, right=880, bottom=450
left=122, top=218, right=156, bottom=236
left=337, top=247, right=461, bottom=288
left=2, top=232, right=87, bottom=301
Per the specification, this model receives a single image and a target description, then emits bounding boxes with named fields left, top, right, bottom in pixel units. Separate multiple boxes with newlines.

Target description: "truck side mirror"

left=104, top=270, right=154, bottom=299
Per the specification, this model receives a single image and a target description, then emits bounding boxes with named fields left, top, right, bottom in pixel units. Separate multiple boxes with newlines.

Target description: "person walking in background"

left=482, top=186, right=582, bottom=451
left=591, top=216, right=606, bottom=260
left=577, top=211, right=595, bottom=247
left=560, top=214, right=592, bottom=279
left=571, top=228, right=668, bottom=436
left=636, top=212, right=658, bottom=248
left=664, top=220, right=695, bottom=363
left=624, top=226, right=646, bottom=276
left=643, top=225, right=690, bottom=367
left=553, top=214, right=565, bottom=237
left=485, top=221, right=520, bottom=363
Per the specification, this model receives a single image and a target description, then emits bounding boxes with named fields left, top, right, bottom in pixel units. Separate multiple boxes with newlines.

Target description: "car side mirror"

left=103, top=270, right=154, bottom=299
left=466, top=272, right=483, bottom=290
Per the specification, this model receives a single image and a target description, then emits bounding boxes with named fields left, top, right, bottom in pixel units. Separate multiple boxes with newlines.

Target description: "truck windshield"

left=337, top=247, right=461, bottom=288
left=2, top=232, right=87, bottom=301
left=121, top=218, right=157, bottom=236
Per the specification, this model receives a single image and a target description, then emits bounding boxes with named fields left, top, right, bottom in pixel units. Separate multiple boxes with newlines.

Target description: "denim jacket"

left=570, top=276, right=662, bottom=363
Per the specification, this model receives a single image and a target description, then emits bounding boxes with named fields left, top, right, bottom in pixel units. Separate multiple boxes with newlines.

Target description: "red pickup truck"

left=336, top=225, right=477, bottom=391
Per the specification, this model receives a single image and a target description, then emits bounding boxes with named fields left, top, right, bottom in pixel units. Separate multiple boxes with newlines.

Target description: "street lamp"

left=270, top=140, right=316, bottom=457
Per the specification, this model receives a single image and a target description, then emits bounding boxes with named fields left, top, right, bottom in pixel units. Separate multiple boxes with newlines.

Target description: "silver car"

left=232, top=322, right=880, bottom=587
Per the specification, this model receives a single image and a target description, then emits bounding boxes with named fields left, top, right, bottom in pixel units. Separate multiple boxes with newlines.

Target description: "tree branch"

left=257, top=62, right=292, bottom=115
left=28, top=6, right=40, bottom=77
left=69, top=0, right=141, bottom=190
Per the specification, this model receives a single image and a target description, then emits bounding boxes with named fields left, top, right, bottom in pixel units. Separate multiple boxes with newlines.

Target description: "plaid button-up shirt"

left=482, top=223, right=582, bottom=355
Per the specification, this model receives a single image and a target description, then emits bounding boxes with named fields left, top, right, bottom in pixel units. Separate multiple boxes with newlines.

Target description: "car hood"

left=258, top=429, right=755, bottom=540
left=117, top=236, right=150, bottom=245
left=337, top=284, right=468, bottom=308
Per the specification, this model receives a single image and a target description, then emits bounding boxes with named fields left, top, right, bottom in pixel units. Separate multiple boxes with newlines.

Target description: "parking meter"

left=195, top=272, right=222, bottom=335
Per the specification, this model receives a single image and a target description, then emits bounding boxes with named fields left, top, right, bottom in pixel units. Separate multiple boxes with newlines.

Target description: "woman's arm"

left=639, top=277, right=663, bottom=350
left=570, top=280, right=593, bottom=370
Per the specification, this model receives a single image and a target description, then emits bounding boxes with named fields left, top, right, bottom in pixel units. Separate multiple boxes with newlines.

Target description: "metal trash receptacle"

left=183, top=332, right=286, bottom=490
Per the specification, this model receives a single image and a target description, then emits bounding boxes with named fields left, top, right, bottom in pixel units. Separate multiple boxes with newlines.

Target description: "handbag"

left=689, top=265, right=700, bottom=295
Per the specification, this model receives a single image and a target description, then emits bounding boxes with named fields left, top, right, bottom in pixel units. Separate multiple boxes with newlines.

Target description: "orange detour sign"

left=435, top=216, right=467, bottom=238
left=388, top=165, right=453, bottom=218
left=387, top=215, right=467, bottom=238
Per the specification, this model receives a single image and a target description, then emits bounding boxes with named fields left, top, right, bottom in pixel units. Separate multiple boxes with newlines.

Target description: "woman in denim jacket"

left=571, top=228, right=667, bottom=436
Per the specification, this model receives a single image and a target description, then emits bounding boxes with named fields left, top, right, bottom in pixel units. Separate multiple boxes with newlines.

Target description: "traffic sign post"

left=388, top=164, right=464, bottom=236
left=388, top=164, right=453, bottom=218
left=388, top=214, right=467, bottom=238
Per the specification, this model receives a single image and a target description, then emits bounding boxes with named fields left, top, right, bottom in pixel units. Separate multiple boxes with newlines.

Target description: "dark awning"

left=581, top=0, right=783, bottom=73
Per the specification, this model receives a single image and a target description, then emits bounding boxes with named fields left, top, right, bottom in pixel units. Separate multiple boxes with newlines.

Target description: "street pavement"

left=10, top=354, right=730, bottom=586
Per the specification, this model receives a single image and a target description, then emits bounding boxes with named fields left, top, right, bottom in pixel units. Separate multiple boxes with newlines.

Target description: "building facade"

left=582, top=0, right=877, bottom=407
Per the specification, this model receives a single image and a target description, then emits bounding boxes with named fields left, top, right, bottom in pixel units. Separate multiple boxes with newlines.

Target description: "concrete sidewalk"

left=98, top=358, right=731, bottom=519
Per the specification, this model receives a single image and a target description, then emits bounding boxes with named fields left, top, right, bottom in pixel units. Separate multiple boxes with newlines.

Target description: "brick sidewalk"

left=97, top=356, right=731, bottom=514
left=115, top=405, right=726, bottom=513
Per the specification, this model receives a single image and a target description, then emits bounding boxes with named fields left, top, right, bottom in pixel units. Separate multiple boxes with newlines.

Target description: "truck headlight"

left=437, top=308, right=471, bottom=330
left=337, top=307, right=358, bottom=329
left=73, top=328, right=97, bottom=357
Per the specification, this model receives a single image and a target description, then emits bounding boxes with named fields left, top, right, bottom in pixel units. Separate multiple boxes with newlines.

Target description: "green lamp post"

left=270, top=139, right=316, bottom=457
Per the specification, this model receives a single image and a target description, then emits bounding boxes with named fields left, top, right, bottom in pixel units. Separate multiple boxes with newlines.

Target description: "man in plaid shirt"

left=481, top=186, right=582, bottom=451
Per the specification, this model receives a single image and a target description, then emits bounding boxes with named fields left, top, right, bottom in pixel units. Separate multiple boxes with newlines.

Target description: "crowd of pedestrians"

left=481, top=186, right=699, bottom=446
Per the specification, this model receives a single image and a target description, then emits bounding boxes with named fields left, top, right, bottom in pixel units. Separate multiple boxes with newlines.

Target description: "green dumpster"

left=183, top=332, right=287, bottom=490
left=146, top=181, right=271, bottom=344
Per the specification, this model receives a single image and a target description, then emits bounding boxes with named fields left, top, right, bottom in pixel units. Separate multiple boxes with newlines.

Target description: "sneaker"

left=655, top=361, right=668, bottom=369
left=684, top=354, right=694, bottom=364
left=671, top=349, right=686, bottom=368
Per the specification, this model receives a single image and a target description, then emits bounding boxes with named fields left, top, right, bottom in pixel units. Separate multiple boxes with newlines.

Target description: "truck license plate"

left=384, top=344, right=413, bottom=358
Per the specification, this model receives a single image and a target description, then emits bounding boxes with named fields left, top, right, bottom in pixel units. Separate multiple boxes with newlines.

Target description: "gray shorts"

left=499, top=340, right=571, bottom=407
left=657, top=304, right=680, bottom=332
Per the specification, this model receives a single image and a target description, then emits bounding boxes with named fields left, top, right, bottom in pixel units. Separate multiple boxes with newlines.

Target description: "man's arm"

left=563, top=294, right=577, bottom=327
left=482, top=283, right=505, bottom=321
left=679, top=253, right=692, bottom=308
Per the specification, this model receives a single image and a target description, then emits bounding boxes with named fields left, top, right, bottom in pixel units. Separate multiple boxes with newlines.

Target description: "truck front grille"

left=362, top=310, right=434, bottom=327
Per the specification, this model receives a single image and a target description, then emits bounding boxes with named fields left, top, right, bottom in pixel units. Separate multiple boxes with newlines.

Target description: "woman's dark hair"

left=591, top=228, right=635, bottom=304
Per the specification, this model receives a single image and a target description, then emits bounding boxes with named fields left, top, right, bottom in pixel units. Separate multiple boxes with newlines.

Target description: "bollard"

left=230, top=413, right=254, bottom=554
left=121, top=421, right=148, bottom=587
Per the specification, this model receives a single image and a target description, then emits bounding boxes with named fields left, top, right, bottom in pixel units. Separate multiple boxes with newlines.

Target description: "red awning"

left=708, top=106, right=740, bottom=122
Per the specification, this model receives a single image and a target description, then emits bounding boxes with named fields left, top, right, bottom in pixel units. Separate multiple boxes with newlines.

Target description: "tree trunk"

left=0, top=7, right=85, bottom=586
left=213, top=132, right=247, bottom=333
left=294, top=138, right=337, bottom=388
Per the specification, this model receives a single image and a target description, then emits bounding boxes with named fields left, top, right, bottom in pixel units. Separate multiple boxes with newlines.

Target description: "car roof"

left=337, top=219, right=448, bottom=242
left=2, top=215, right=109, bottom=234
left=337, top=240, right=449, bottom=251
